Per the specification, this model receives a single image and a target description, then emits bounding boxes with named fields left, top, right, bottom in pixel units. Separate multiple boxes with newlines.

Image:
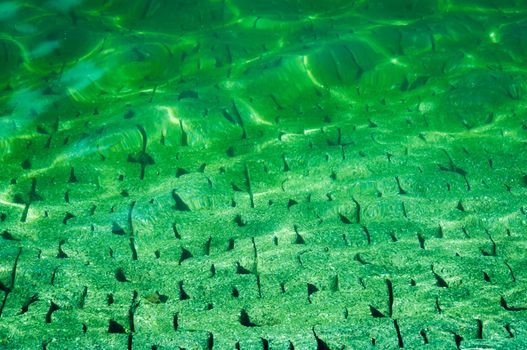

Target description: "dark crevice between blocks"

left=173, top=313, right=179, bottom=331
left=339, top=213, right=353, bottom=224
left=256, top=273, right=262, bottom=298
left=178, top=281, right=190, bottom=300
left=45, top=301, right=60, bottom=323
left=483, top=271, right=491, bottom=283
left=128, top=201, right=138, bottom=261
left=370, top=305, right=385, bottom=318
left=172, top=191, right=191, bottom=211
left=78, top=286, right=88, bottom=308
left=386, top=279, right=393, bottom=318
left=359, top=278, right=366, bottom=289
left=240, top=309, right=258, bottom=327
left=461, top=226, right=470, bottom=239
left=57, top=240, right=68, bottom=258
left=236, top=262, right=252, bottom=275
left=1, top=230, right=18, bottom=241
left=50, top=266, right=58, bottom=286
left=313, top=327, right=330, bottom=350
left=108, top=320, right=126, bottom=334
left=0, top=247, right=22, bottom=317
left=435, top=296, right=442, bottom=314
left=112, top=222, right=126, bottom=235
left=115, top=268, right=129, bottom=282
left=401, top=202, right=408, bottom=218
left=476, top=319, right=483, bottom=339
left=173, top=222, right=181, bottom=239
left=481, top=230, right=496, bottom=256
left=244, top=163, right=254, bottom=208
left=42, top=339, right=51, bottom=350
left=178, top=90, right=198, bottom=100
left=176, top=167, right=189, bottom=178
left=179, top=247, right=193, bottom=264
left=21, top=158, right=31, bottom=170
left=354, top=254, right=369, bottom=265
left=500, top=296, right=527, bottom=311
left=234, top=214, right=246, bottom=227
left=417, top=233, right=425, bottom=249
left=261, top=337, right=269, bottom=350
left=361, top=225, right=371, bottom=245
left=307, top=283, right=318, bottom=303
left=331, top=274, right=339, bottom=292
left=207, top=332, right=214, bottom=350
left=127, top=125, right=155, bottom=180
left=431, top=265, right=448, bottom=288
left=210, top=264, right=216, bottom=277
left=226, top=146, right=235, bottom=157
left=504, top=262, right=516, bottom=282
left=19, top=293, right=39, bottom=315
left=204, top=236, right=212, bottom=256
left=68, top=167, right=78, bottom=183
left=420, top=329, right=429, bottom=344
left=453, top=332, right=463, bottom=350
left=63, top=212, right=75, bottom=224
left=395, top=177, right=407, bottom=195
left=282, top=154, right=290, bottom=172
left=393, top=319, right=404, bottom=348
left=128, top=291, right=139, bottom=350
left=227, top=238, right=235, bottom=251
left=14, top=178, right=42, bottom=223
left=437, top=224, right=444, bottom=238
left=294, top=225, right=305, bottom=244
left=352, top=197, right=361, bottom=223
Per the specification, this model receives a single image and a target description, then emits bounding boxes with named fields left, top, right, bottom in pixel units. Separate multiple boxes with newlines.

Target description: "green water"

left=1, top=0, right=527, bottom=349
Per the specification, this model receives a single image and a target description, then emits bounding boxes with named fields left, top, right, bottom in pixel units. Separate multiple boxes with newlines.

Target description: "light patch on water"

left=8, top=88, right=49, bottom=119
left=0, top=198, right=24, bottom=209
left=0, top=1, right=20, bottom=21
left=304, top=128, right=322, bottom=135
left=489, top=32, right=498, bottom=43
left=61, top=60, right=105, bottom=91
left=419, top=101, right=434, bottom=113
left=30, top=40, right=60, bottom=59
left=14, top=22, right=36, bottom=34
left=237, top=99, right=273, bottom=126
left=220, top=79, right=244, bottom=90
left=0, top=87, right=53, bottom=138
left=302, top=55, right=325, bottom=89
left=157, top=106, right=180, bottom=124
left=46, top=0, right=83, bottom=12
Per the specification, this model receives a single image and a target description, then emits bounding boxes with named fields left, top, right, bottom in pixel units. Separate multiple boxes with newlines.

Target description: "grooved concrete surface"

left=1, top=1, right=527, bottom=349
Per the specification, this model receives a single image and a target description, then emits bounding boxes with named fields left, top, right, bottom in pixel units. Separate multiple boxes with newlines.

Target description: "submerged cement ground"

left=1, top=0, right=527, bottom=349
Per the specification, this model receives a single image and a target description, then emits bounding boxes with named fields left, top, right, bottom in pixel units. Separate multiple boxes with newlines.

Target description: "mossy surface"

left=1, top=1, right=527, bottom=349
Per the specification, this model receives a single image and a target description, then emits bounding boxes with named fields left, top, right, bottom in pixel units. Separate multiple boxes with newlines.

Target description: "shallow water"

left=1, top=0, right=527, bottom=349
